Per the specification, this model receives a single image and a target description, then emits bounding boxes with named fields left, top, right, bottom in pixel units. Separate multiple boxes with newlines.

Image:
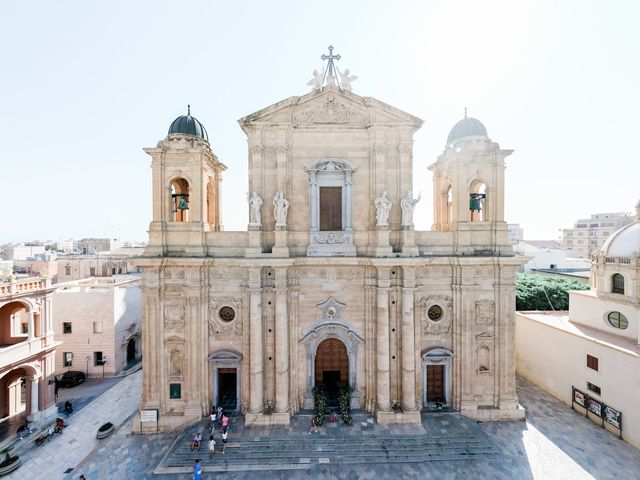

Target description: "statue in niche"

left=248, top=192, right=263, bottom=226
left=400, top=190, right=421, bottom=227
left=340, top=69, right=358, bottom=92
left=374, top=191, right=392, bottom=226
left=307, top=69, right=323, bottom=91
left=273, top=191, right=289, bottom=227
left=169, top=350, right=183, bottom=376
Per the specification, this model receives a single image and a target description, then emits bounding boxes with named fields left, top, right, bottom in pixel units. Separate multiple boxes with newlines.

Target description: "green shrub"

left=338, top=385, right=352, bottom=425
left=516, top=273, right=589, bottom=311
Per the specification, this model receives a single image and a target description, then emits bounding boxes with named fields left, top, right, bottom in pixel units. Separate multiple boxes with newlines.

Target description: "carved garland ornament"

left=474, top=299, right=495, bottom=326
left=209, top=298, right=242, bottom=336
left=420, top=295, right=453, bottom=336
left=294, top=95, right=368, bottom=124
left=164, top=303, right=185, bottom=329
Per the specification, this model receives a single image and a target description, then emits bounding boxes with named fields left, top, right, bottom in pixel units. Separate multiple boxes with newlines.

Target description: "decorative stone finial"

left=464, top=107, right=468, bottom=118
left=187, top=104, right=191, bottom=116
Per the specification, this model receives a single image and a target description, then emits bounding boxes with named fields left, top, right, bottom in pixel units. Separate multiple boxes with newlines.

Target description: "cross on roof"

left=321, top=45, right=341, bottom=85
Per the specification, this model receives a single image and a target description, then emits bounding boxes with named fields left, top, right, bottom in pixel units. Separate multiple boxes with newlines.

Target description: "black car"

left=57, top=371, right=86, bottom=388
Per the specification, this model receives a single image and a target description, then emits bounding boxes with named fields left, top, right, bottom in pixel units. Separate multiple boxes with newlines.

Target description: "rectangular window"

left=90, top=267, right=96, bottom=276
left=63, top=352, right=73, bottom=367
left=93, top=321, right=103, bottom=334
left=63, top=322, right=72, bottom=334
left=21, top=320, right=28, bottom=334
left=587, top=382, right=601, bottom=395
left=319, top=187, right=342, bottom=231
left=94, top=351, right=104, bottom=366
left=64, top=266, right=71, bottom=276
left=587, top=355, right=598, bottom=371
left=169, top=383, right=182, bottom=399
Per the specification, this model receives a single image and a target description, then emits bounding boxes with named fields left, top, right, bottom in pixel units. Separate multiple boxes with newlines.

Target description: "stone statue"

left=248, top=192, right=263, bottom=226
left=273, top=191, right=289, bottom=227
left=374, top=191, right=392, bottom=227
left=340, top=69, right=358, bottom=92
left=307, top=69, right=323, bottom=91
left=177, top=196, right=188, bottom=210
left=400, top=190, right=421, bottom=228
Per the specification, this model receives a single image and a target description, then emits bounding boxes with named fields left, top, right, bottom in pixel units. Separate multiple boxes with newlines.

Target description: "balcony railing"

left=0, top=277, right=50, bottom=297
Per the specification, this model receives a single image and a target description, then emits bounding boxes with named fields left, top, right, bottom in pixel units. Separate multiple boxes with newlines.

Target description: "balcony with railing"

left=0, top=277, right=51, bottom=298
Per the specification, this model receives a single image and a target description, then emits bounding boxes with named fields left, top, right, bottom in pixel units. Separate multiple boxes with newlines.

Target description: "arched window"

left=170, top=178, right=190, bottom=222
left=607, top=311, right=628, bottom=329
left=469, top=180, right=487, bottom=222
left=612, top=273, right=625, bottom=294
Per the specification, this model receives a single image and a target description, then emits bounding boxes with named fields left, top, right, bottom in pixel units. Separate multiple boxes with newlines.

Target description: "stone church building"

left=135, top=52, right=525, bottom=431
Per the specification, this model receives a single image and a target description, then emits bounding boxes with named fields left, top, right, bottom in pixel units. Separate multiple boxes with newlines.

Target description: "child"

left=208, top=435, right=216, bottom=458
left=221, top=414, right=229, bottom=431
left=221, top=429, right=228, bottom=454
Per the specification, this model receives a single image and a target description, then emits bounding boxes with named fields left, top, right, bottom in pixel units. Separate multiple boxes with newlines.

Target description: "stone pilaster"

left=272, top=227, right=289, bottom=257
left=27, top=311, right=35, bottom=340
left=248, top=285, right=264, bottom=414
left=375, top=267, right=391, bottom=416
left=401, top=287, right=417, bottom=411
left=274, top=267, right=290, bottom=419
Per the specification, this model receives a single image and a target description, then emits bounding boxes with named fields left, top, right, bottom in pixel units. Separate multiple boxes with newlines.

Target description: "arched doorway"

left=422, top=347, right=454, bottom=411
left=0, top=368, right=28, bottom=420
left=127, top=338, right=136, bottom=365
left=314, top=338, right=348, bottom=407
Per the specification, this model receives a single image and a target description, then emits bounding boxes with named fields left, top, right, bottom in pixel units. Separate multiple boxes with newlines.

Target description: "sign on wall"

left=571, top=386, right=622, bottom=440
left=604, top=406, right=622, bottom=429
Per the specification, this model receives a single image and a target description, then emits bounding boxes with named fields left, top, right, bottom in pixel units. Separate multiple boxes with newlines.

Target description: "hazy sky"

left=1, top=1, right=638, bottom=243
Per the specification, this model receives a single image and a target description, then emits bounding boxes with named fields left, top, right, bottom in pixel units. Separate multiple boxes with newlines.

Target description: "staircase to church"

left=155, top=412, right=500, bottom=474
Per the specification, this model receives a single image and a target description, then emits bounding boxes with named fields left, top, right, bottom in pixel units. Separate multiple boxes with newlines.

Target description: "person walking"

left=217, top=406, right=223, bottom=427
left=309, top=416, right=318, bottom=434
left=208, top=435, right=216, bottom=458
left=221, top=414, right=229, bottom=432
left=221, top=429, right=228, bottom=454
left=209, top=411, right=216, bottom=431
left=193, top=459, right=202, bottom=480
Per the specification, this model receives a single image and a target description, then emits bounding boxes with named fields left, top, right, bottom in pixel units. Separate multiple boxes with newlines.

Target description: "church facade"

left=135, top=56, right=525, bottom=431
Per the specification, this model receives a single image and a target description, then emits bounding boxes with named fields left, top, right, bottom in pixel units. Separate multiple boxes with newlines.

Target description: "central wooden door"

left=319, top=187, right=342, bottom=231
left=426, top=364, right=444, bottom=400
left=315, top=339, right=348, bottom=406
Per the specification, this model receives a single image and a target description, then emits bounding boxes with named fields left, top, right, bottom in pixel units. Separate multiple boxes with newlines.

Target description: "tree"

left=516, top=273, right=589, bottom=311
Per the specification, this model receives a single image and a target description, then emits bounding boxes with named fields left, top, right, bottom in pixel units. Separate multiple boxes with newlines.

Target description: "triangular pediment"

left=238, top=86, right=422, bottom=131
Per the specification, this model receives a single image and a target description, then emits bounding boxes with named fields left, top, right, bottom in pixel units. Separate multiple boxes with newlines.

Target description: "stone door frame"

left=300, top=315, right=363, bottom=409
left=208, top=349, right=242, bottom=412
left=421, top=347, right=454, bottom=409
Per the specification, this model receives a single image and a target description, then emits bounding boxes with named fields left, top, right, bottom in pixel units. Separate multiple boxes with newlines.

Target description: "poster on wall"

left=588, top=398, right=602, bottom=417
left=604, top=406, right=621, bottom=429
left=573, top=388, right=586, bottom=407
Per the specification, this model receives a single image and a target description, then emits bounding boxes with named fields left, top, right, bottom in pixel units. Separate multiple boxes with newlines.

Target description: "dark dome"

left=168, top=106, right=209, bottom=141
left=447, top=112, right=487, bottom=144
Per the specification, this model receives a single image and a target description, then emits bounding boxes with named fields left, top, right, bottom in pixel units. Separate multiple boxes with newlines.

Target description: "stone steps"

left=163, top=435, right=499, bottom=468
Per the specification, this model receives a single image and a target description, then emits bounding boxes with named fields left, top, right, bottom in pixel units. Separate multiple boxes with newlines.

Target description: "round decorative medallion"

left=427, top=305, right=443, bottom=321
left=219, top=306, right=236, bottom=322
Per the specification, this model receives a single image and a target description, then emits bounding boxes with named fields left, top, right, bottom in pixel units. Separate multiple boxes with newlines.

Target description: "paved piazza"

left=8, top=372, right=639, bottom=479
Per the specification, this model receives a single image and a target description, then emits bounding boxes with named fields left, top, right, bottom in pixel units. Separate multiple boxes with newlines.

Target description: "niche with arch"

left=170, top=178, right=190, bottom=222
left=469, top=180, right=487, bottom=222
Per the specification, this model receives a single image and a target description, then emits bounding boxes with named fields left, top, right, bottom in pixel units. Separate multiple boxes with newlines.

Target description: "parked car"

left=58, top=371, right=86, bottom=388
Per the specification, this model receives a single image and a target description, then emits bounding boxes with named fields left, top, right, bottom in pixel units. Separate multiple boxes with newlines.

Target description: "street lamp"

left=85, top=356, right=89, bottom=378
left=101, top=356, right=107, bottom=378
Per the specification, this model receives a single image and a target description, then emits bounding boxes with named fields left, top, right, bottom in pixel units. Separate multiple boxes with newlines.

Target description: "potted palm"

left=96, top=421, right=114, bottom=439
left=0, top=446, right=21, bottom=476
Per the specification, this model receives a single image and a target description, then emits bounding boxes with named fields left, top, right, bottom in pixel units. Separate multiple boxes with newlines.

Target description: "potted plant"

left=96, top=421, right=114, bottom=439
left=0, top=446, right=21, bottom=476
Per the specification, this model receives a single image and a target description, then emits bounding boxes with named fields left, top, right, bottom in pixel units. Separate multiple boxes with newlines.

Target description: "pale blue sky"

left=1, top=1, right=638, bottom=243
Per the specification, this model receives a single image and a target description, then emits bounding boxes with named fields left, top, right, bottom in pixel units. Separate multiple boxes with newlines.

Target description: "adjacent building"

left=517, top=201, right=640, bottom=448
left=0, top=275, right=59, bottom=426
left=53, top=276, right=142, bottom=377
left=77, top=238, right=122, bottom=254
left=562, top=212, right=634, bottom=258
left=56, top=253, right=137, bottom=283
left=507, top=224, right=524, bottom=245
left=135, top=53, right=525, bottom=432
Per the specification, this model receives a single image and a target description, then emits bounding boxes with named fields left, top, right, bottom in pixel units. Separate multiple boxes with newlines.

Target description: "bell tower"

left=429, top=111, right=512, bottom=253
left=144, top=107, right=226, bottom=256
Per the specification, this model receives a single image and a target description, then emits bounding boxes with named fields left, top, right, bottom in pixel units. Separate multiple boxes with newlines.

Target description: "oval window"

left=219, top=306, right=236, bottom=322
left=427, top=305, right=443, bottom=321
left=607, top=311, right=628, bottom=329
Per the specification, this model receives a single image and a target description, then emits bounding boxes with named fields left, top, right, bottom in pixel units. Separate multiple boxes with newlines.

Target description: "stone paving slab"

left=17, top=374, right=640, bottom=480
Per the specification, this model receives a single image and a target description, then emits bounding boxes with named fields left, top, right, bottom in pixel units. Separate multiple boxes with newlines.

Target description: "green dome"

left=168, top=106, right=208, bottom=141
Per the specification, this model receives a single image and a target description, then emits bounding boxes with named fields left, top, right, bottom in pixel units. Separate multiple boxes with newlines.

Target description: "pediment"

left=238, top=86, right=422, bottom=130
